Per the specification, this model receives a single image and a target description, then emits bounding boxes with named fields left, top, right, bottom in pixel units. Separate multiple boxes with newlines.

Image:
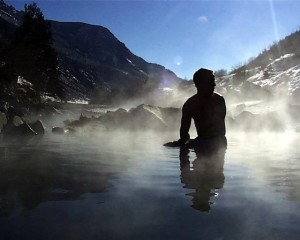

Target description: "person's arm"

left=220, top=96, right=226, bottom=119
left=179, top=103, right=191, bottom=144
left=220, top=96, right=227, bottom=135
left=214, top=95, right=226, bottom=136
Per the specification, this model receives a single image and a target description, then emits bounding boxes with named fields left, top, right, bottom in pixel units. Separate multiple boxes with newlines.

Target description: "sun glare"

left=269, top=0, right=280, bottom=42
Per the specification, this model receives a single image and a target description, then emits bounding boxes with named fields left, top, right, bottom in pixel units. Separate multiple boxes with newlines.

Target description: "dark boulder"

left=128, top=104, right=168, bottom=130
left=29, top=120, right=45, bottom=135
left=1, top=105, right=38, bottom=136
left=52, top=126, right=75, bottom=134
left=63, top=104, right=182, bottom=131
left=2, top=122, right=37, bottom=136
left=52, top=127, right=65, bottom=134
left=0, top=111, right=7, bottom=133
left=98, top=104, right=181, bottom=131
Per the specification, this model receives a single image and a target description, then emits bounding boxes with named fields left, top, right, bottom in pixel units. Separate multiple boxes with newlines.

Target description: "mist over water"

left=1, top=114, right=300, bottom=240
left=2, top=73, right=300, bottom=239
left=1, top=0, right=300, bottom=237
left=2, top=59, right=300, bottom=237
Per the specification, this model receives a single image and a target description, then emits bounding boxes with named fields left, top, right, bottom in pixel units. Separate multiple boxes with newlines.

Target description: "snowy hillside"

left=215, top=53, right=300, bottom=104
left=249, top=54, right=300, bottom=94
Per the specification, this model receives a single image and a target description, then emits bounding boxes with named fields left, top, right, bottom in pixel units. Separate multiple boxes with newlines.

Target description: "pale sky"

left=6, top=0, right=300, bottom=79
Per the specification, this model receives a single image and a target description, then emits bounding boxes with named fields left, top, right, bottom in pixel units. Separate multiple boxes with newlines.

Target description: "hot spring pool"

left=0, top=131, right=300, bottom=240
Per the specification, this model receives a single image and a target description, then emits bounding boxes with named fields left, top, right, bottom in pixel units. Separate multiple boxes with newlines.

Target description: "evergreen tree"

left=0, top=61, right=16, bottom=89
left=8, top=2, right=62, bottom=98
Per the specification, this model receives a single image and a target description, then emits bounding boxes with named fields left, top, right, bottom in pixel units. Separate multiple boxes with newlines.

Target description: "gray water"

left=0, top=130, right=300, bottom=240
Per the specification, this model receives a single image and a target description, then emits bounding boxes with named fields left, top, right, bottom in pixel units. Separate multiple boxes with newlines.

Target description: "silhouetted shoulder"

left=183, top=93, right=225, bottom=111
left=212, top=92, right=226, bottom=106
left=182, top=94, right=198, bottom=110
left=212, top=92, right=225, bottom=101
left=186, top=94, right=198, bottom=102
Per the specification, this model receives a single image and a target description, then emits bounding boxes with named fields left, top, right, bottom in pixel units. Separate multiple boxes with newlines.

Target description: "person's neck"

left=197, top=91, right=214, bottom=98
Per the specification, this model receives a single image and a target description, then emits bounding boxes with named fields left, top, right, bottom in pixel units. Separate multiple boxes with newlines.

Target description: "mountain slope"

left=0, top=0, right=20, bottom=51
left=215, top=30, right=300, bottom=104
left=51, top=21, right=181, bottom=101
left=2, top=0, right=300, bottom=107
left=0, top=0, right=182, bottom=104
left=176, top=30, right=300, bottom=110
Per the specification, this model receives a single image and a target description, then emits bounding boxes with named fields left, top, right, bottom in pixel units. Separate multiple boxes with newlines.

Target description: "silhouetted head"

left=193, top=68, right=215, bottom=96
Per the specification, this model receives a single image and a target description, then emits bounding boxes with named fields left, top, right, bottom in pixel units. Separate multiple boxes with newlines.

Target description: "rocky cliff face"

left=51, top=21, right=181, bottom=101
left=0, top=0, right=21, bottom=25
left=0, top=0, right=182, bottom=103
left=0, top=0, right=20, bottom=51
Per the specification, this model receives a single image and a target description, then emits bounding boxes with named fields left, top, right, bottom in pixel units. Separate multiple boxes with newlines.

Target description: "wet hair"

left=193, top=68, right=215, bottom=87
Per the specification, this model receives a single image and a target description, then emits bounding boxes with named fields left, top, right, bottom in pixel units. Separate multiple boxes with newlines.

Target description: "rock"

left=159, top=107, right=181, bottom=129
left=52, top=126, right=75, bottom=134
left=1, top=106, right=38, bottom=136
left=13, top=116, right=23, bottom=126
left=65, top=114, right=92, bottom=128
left=65, top=127, right=76, bottom=134
left=233, top=103, right=246, bottom=116
left=29, top=120, right=45, bottom=135
left=2, top=112, right=44, bottom=136
left=52, top=127, right=65, bottom=134
left=229, top=110, right=285, bottom=131
left=97, top=108, right=130, bottom=130
left=6, top=106, right=24, bottom=120
left=17, top=123, right=38, bottom=136
left=114, top=108, right=127, bottom=114
left=0, top=111, right=7, bottom=133
left=128, top=104, right=168, bottom=130
left=63, top=104, right=182, bottom=132
left=2, top=122, right=37, bottom=136
left=100, top=104, right=171, bottom=130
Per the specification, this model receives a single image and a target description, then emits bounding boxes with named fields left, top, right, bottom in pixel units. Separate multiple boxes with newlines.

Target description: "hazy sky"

left=6, top=0, right=300, bottom=79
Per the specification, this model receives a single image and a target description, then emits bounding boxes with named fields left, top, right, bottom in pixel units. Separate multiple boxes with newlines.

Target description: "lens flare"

left=269, top=0, right=280, bottom=43
left=174, top=56, right=183, bottom=66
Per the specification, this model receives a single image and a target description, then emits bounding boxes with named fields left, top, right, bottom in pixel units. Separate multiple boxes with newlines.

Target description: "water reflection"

left=0, top=135, right=127, bottom=217
left=180, top=136, right=227, bottom=212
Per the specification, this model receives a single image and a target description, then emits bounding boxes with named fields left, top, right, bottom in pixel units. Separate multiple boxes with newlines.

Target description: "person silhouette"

left=179, top=139, right=226, bottom=212
left=164, top=68, right=226, bottom=148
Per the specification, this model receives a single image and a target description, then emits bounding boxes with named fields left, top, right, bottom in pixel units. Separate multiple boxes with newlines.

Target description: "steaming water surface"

left=0, top=131, right=300, bottom=240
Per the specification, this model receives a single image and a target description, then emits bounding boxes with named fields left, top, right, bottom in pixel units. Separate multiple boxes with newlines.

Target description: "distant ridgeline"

left=1, top=0, right=300, bottom=106
left=217, top=29, right=300, bottom=103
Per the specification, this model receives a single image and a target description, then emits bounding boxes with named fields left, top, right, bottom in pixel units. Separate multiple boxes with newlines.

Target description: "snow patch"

left=67, top=99, right=89, bottom=104
left=162, top=87, right=173, bottom=92
left=17, top=76, right=33, bottom=87
left=126, top=58, right=135, bottom=66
